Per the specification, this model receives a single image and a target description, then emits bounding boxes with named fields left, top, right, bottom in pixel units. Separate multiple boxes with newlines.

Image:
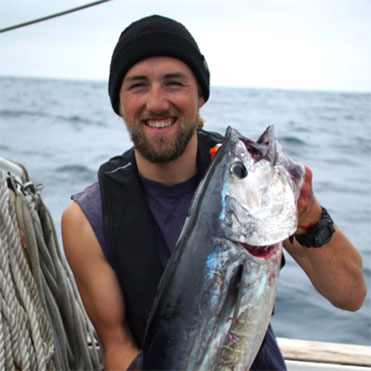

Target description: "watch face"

left=317, top=227, right=330, bottom=243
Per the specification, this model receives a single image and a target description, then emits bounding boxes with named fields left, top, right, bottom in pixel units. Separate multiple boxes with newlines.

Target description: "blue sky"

left=1, top=0, right=370, bottom=92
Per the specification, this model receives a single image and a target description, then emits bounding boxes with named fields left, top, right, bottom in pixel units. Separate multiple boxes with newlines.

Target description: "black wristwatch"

left=294, top=207, right=335, bottom=248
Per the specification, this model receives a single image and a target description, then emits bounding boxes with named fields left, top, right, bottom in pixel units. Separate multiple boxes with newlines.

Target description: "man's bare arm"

left=284, top=165, right=366, bottom=311
left=62, top=202, right=138, bottom=370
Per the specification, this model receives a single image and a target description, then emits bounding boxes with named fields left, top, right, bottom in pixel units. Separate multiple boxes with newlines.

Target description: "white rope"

left=0, top=171, right=52, bottom=370
left=0, top=169, right=103, bottom=370
left=0, top=311, right=4, bottom=371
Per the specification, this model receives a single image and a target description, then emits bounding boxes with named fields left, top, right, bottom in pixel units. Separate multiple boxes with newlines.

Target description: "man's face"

left=119, top=56, right=205, bottom=163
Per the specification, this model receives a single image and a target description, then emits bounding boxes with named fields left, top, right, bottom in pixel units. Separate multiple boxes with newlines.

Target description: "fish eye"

left=230, top=162, right=248, bottom=179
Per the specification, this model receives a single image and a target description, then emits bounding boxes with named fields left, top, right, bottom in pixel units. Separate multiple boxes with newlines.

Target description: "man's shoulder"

left=197, top=128, right=224, bottom=146
left=72, top=181, right=100, bottom=206
left=99, top=147, right=134, bottom=175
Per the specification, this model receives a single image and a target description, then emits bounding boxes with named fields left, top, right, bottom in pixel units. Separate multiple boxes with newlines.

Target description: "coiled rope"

left=0, top=165, right=103, bottom=370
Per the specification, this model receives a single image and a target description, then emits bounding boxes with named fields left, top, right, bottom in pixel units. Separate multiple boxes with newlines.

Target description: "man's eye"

left=130, top=83, right=145, bottom=89
left=167, top=81, right=182, bottom=87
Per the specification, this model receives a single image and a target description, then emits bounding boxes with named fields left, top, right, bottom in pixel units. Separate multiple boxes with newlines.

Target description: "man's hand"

left=295, top=163, right=322, bottom=235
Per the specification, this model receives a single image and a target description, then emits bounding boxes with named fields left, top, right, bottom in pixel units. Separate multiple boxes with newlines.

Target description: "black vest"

left=98, top=129, right=223, bottom=346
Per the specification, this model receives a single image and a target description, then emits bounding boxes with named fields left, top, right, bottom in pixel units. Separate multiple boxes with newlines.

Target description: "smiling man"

left=62, top=15, right=366, bottom=370
left=119, top=56, right=204, bottom=182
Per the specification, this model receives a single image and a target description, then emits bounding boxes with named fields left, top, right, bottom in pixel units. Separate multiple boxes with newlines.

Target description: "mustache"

left=141, top=109, right=178, bottom=119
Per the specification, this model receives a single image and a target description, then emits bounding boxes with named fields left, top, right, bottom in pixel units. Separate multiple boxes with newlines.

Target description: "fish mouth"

left=236, top=242, right=278, bottom=258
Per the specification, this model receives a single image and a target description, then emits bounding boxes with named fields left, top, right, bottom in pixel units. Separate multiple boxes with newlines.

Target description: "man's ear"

left=198, top=95, right=205, bottom=108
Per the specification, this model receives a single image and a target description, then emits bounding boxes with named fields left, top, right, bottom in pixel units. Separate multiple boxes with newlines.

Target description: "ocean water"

left=1, top=76, right=370, bottom=346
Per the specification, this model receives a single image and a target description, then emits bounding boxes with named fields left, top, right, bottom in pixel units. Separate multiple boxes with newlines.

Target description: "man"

left=62, top=15, right=366, bottom=370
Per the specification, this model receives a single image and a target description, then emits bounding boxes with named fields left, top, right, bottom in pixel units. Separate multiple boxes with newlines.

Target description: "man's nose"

left=146, top=87, right=170, bottom=113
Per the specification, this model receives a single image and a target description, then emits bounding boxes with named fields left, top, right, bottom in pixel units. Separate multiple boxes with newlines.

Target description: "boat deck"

left=278, top=337, right=371, bottom=370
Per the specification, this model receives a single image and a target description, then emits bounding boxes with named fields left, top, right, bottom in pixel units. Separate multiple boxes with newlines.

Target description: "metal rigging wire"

left=0, top=0, right=114, bottom=33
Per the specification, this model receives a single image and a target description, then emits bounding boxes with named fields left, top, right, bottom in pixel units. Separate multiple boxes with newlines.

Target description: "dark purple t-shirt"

left=72, top=182, right=107, bottom=256
left=72, top=175, right=198, bottom=267
left=139, top=174, right=198, bottom=267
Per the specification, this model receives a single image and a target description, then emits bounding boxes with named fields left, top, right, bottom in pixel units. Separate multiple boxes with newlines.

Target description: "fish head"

left=217, top=126, right=305, bottom=248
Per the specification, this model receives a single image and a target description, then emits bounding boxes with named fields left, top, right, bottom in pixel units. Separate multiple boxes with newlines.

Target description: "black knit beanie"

left=108, top=15, right=210, bottom=115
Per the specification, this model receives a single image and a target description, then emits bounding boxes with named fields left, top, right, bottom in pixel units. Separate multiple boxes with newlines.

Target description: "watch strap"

left=294, top=207, right=335, bottom=248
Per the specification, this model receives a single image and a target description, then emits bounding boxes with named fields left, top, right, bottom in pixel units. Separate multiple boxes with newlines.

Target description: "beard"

left=127, top=116, right=199, bottom=164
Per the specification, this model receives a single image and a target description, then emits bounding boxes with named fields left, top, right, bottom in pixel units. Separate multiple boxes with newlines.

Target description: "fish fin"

left=232, top=263, right=249, bottom=327
left=256, top=125, right=275, bottom=146
left=246, top=125, right=277, bottom=164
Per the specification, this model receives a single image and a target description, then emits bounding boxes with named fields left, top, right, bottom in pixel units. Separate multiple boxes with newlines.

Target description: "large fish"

left=130, top=126, right=305, bottom=370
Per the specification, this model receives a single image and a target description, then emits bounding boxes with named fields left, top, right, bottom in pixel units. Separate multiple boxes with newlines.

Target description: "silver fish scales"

left=129, top=126, right=305, bottom=370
